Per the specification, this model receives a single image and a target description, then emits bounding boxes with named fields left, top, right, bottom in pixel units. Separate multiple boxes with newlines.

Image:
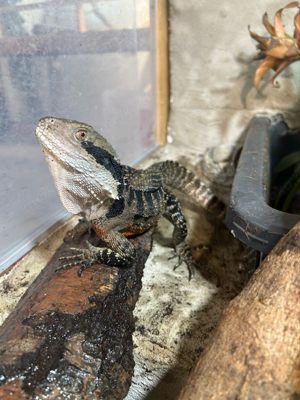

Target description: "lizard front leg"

left=59, top=229, right=137, bottom=276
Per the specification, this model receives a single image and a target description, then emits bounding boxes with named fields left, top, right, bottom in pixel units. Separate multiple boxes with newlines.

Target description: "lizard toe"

left=187, top=264, right=195, bottom=281
left=56, top=260, right=81, bottom=272
left=69, top=247, right=86, bottom=253
left=78, top=265, right=87, bottom=277
left=59, top=254, right=81, bottom=261
left=168, top=251, right=178, bottom=261
left=173, top=257, right=183, bottom=271
left=171, top=242, right=207, bottom=282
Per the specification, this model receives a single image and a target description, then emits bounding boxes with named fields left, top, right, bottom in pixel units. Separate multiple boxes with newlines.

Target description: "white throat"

left=44, top=152, right=119, bottom=219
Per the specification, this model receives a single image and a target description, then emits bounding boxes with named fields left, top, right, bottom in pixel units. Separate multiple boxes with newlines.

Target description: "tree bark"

left=178, top=220, right=300, bottom=400
left=0, top=229, right=153, bottom=400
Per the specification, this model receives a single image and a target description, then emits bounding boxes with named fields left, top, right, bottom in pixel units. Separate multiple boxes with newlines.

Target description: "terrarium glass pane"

left=0, top=0, right=157, bottom=272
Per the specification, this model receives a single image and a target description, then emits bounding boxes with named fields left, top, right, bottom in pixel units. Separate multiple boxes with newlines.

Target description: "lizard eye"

left=75, top=129, right=88, bottom=141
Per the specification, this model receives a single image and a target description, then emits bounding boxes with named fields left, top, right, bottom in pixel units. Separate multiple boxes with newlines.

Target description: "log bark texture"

left=178, top=221, right=300, bottom=400
left=0, top=229, right=153, bottom=400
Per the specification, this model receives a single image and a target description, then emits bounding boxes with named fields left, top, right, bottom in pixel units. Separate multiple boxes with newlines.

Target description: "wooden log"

left=177, top=220, right=300, bottom=400
left=0, top=228, right=153, bottom=399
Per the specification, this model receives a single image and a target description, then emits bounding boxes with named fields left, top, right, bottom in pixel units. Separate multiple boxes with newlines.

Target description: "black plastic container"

left=226, top=115, right=300, bottom=254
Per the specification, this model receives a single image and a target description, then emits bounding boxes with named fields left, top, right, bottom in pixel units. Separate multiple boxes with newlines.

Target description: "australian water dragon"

left=35, top=117, right=225, bottom=280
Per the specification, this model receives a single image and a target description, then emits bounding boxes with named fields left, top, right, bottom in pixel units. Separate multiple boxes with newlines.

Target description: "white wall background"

left=168, top=0, right=300, bottom=153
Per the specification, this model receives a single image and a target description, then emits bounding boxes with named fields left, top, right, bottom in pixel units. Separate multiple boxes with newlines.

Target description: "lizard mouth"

left=35, top=117, right=72, bottom=158
left=36, top=125, right=55, bottom=152
left=35, top=119, right=91, bottom=171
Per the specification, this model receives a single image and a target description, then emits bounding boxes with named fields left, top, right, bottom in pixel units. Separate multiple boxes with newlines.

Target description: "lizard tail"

left=159, top=160, right=226, bottom=219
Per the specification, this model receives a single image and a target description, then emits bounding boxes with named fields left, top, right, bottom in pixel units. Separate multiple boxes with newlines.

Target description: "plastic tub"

left=226, top=114, right=300, bottom=254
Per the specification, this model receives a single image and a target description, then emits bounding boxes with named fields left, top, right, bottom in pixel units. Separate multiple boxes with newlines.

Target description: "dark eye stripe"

left=81, top=140, right=124, bottom=197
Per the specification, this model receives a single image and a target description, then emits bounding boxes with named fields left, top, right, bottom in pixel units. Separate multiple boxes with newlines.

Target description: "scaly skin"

left=36, top=117, right=225, bottom=280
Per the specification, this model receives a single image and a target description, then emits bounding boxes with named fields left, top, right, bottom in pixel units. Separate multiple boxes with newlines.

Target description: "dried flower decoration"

left=249, top=2, right=300, bottom=91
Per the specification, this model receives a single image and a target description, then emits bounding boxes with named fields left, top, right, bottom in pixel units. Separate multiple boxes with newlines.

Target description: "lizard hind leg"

left=168, top=242, right=196, bottom=280
left=163, top=188, right=196, bottom=280
left=163, top=188, right=219, bottom=284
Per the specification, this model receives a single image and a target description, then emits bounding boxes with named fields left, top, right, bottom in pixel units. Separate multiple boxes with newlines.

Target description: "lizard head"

left=36, top=117, right=123, bottom=218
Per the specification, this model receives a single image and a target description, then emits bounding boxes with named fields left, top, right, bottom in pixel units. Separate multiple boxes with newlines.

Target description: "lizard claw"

left=168, top=252, right=185, bottom=274
left=172, top=256, right=183, bottom=271
left=169, top=242, right=195, bottom=280
left=78, top=265, right=87, bottom=277
left=170, top=242, right=219, bottom=283
left=57, top=242, right=99, bottom=276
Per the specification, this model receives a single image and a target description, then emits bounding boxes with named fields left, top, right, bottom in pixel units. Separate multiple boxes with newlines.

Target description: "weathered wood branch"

left=0, top=229, right=153, bottom=399
left=178, top=221, right=300, bottom=399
